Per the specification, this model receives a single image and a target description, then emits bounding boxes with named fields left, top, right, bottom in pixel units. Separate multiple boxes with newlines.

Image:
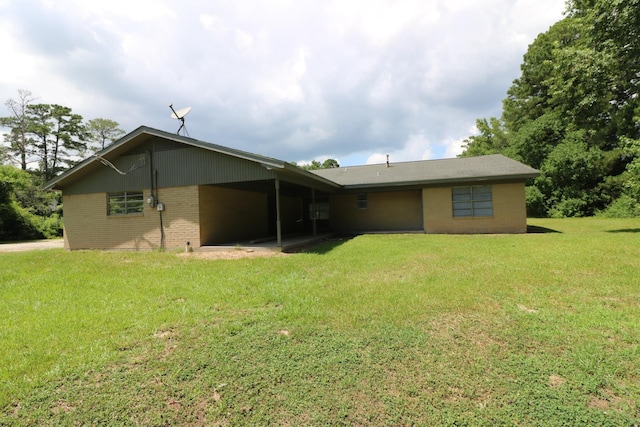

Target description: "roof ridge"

left=314, top=153, right=509, bottom=170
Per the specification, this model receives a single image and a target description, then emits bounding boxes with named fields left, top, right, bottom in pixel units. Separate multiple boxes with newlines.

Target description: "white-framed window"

left=452, top=186, right=493, bottom=217
left=107, top=191, right=144, bottom=215
left=357, top=193, right=368, bottom=209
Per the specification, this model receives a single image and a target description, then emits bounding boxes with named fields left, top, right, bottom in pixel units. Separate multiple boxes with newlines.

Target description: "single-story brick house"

left=44, top=126, right=539, bottom=250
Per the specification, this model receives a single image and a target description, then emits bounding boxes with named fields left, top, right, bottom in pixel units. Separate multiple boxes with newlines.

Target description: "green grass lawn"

left=1, top=218, right=639, bottom=425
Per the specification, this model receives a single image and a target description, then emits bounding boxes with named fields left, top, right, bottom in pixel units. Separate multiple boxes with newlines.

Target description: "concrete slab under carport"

left=198, top=233, right=334, bottom=253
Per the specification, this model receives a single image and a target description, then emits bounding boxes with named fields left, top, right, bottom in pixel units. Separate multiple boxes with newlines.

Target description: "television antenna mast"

left=169, top=103, right=191, bottom=137
left=92, top=154, right=146, bottom=175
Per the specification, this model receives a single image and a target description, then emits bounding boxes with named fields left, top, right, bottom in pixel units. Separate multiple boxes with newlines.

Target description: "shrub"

left=0, top=201, right=44, bottom=241
left=596, top=194, right=640, bottom=218
left=39, top=213, right=63, bottom=238
left=0, top=165, right=59, bottom=241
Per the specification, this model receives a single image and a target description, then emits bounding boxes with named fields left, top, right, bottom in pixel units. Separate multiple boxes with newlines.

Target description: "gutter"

left=336, top=173, right=540, bottom=191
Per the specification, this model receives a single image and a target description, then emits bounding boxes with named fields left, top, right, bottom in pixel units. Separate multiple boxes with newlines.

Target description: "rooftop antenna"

left=169, top=103, right=191, bottom=137
left=92, top=154, right=146, bottom=175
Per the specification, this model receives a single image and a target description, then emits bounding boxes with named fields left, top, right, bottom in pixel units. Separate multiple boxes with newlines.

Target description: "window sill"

left=453, top=216, right=494, bottom=220
left=108, top=213, right=144, bottom=218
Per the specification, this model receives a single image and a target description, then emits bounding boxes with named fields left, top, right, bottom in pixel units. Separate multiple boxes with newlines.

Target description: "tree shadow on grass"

left=606, top=228, right=640, bottom=233
left=527, top=225, right=561, bottom=234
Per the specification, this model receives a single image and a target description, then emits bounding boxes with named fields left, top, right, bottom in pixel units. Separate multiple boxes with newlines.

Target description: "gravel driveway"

left=0, top=239, right=64, bottom=252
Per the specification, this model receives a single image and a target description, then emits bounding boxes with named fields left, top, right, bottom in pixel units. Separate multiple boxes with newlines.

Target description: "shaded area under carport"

left=198, top=233, right=334, bottom=253
left=201, top=176, right=334, bottom=248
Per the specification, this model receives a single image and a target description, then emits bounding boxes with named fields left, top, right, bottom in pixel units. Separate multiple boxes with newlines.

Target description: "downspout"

left=148, top=150, right=154, bottom=201
left=149, top=150, right=164, bottom=250
left=275, top=177, right=282, bottom=248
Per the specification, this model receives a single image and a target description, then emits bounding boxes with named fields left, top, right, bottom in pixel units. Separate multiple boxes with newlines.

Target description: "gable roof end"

left=43, top=126, right=340, bottom=191
left=43, top=126, right=286, bottom=191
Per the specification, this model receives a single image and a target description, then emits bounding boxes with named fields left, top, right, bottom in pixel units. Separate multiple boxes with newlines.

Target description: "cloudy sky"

left=0, top=0, right=565, bottom=166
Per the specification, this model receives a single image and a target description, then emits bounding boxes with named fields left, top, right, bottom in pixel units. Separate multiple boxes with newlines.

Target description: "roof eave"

left=273, top=163, right=342, bottom=193
left=282, top=163, right=342, bottom=188
left=339, top=173, right=540, bottom=190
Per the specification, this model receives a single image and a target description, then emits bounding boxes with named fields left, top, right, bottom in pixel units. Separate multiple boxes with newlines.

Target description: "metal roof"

left=310, top=154, right=540, bottom=189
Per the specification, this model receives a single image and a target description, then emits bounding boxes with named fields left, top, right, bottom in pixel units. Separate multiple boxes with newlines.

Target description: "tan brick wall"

left=199, top=186, right=269, bottom=245
left=62, top=182, right=529, bottom=249
left=423, top=182, right=527, bottom=234
left=63, top=186, right=200, bottom=250
left=158, top=186, right=201, bottom=249
left=330, top=190, right=423, bottom=232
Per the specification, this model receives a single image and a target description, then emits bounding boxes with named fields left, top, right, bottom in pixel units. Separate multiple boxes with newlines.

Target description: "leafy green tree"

left=0, top=89, right=36, bottom=170
left=295, top=159, right=340, bottom=170
left=619, top=137, right=640, bottom=201
left=0, top=144, right=8, bottom=165
left=564, top=0, right=640, bottom=148
left=26, top=104, right=86, bottom=181
left=462, top=0, right=640, bottom=217
left=461, top=117, right=510, bottom=158
left=0, top=165, right=46, bottom=241
left=502, top=19, right=576, bottom=132
left=86, top=118, right=125, bottom=152
left=537, top=136, right=607, bottom=217
left=321, top=158, right=340, bottom=169
left=509, top=113, right=565, bottom=169
left=305, top=160, right=323, bottom=170
left=24, top=103, right=54, bottom=178
left=0, top=91, right=126, bottom=239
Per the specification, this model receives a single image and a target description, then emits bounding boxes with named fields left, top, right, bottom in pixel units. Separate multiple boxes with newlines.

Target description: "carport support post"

left=312, top=188, right=317, bottom=237
left=275, top=177, right=282, bottom=247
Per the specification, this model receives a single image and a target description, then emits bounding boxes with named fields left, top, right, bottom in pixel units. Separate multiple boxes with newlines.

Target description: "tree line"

left=461, top=0, right=640, bottom=217
left=293, top=158, right=340, bottom=170
left=0, top=89, right=125, bottom=241
left=1, top=89, right=125, bottom=181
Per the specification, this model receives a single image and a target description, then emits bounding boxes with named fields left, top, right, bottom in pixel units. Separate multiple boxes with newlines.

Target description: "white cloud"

left=253, top=48, right=310, bottom=104
left=366, top=130, right=434, bottom=164
left=442, top=136, right=467, bottom=159
left=442, top=124, right=480, bottom=158
left=234, top=29, right=254, bottom=49
left=0, top=0, right=567, bottom=165
left=284, top=125, right=334, bottom=150
left=328, top=0, right=440, bottom=47
left=0, top=26, right=40, bottom=87
left=200, top=14, right=225, bottom=33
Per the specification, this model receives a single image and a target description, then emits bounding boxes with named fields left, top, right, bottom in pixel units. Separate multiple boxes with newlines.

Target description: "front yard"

left=1, top=218, right=638, bottom=425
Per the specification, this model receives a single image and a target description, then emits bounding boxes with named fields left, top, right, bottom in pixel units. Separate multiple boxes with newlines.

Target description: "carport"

left=199, top=168, right=337, bottom=248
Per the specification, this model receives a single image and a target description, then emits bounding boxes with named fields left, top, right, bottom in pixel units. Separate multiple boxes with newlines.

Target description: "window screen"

left=108, top=191, right=144, bottom=215
left=357, top=193, right=368, bottom=209
left=452, top=186, right=493, bottom=217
